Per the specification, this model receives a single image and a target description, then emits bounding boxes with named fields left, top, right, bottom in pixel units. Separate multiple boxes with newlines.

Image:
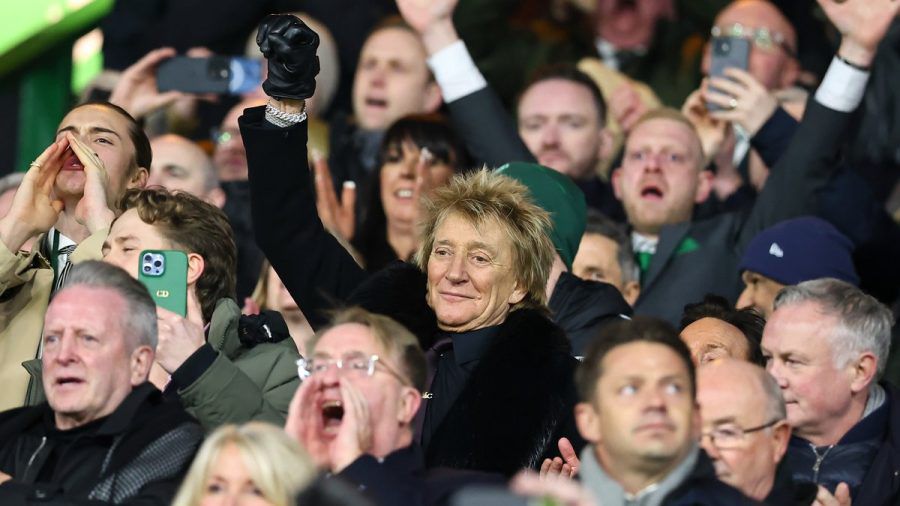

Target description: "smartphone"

left=138, top=250, right=188, bottom=317
left=157, top=56, right=263, bottom=95
left=707, top=36, right=751, bottom=112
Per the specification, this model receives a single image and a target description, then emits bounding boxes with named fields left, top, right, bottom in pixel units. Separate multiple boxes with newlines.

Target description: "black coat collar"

left=424, top=308, right=579, bottom=476
left=0, top=383, right=160, bottom=439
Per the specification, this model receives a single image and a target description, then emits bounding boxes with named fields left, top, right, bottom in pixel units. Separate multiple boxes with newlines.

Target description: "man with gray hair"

left=0, top=261, right=202, bottom=505
left=697, top=358, right=818, bottom=504
left=762, top=278, right=897, bottom=504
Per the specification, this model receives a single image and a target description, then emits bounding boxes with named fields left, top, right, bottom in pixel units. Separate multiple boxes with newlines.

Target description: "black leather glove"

left=256, top=14, right=320, bottom=100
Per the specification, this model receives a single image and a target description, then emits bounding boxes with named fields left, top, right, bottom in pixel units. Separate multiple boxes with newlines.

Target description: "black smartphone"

left=707, top=36, right=751, bottom=112
left=157, top=56, right=263, bottom=95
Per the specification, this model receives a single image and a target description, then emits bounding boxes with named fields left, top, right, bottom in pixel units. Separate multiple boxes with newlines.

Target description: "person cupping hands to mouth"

left=283, top=309, right=426, bottom=503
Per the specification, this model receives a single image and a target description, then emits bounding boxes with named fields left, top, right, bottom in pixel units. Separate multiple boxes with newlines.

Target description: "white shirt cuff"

left=814, top=56, right=870, bottom=113
left=427, top=40, right=488, bottom=103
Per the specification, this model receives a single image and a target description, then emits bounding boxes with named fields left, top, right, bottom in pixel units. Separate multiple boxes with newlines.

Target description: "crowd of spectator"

left=1, top=0, right=899, bottom=504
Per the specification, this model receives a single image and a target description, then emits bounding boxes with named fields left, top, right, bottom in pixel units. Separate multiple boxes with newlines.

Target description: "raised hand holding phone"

left=706, top=36, right=750, bottom=112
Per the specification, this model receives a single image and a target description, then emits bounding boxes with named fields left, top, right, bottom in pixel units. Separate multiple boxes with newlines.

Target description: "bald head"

left=697, top=358, right=789, bottom=500
left=707, top=0, right=799, bottom=90
left=149, top=135, right=223, bottom=206
left=699, top=359, right=785, bottom=422
left=716, top=1, right=796, bottom=49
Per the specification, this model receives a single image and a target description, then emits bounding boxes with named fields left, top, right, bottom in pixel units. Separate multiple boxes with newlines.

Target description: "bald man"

left=703, top=0, right=799, bottom=91
left=149, top=135, right=225, bottom=207
left=697, top=359, right=817, bottom=504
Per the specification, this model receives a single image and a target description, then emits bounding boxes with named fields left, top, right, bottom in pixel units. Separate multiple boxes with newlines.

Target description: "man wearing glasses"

left=697, top=358, right=818, bottom=504
left=286, top=307, right=467, bottom=505
left=690, top=0, right=803, bottom=218
left=705, top=0, right=799, bottom=93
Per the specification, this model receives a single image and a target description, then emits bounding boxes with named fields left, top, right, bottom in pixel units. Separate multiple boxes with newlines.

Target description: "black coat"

left=337, top=444, right=505, bottom=506
left=765, top=461, right=818, bottom=506
left=423, top=306, right=582, bottom=475
left=240, top=107, right=583, bottom=475
left=661, top=451, right=760, bottom=506
left=783, top=383, right=900, bottom=505
left=548, top=272, right=631, bottom=356
left=0, top=383, right=202, bottom=505
left=840, top=383, right=900, bottom=506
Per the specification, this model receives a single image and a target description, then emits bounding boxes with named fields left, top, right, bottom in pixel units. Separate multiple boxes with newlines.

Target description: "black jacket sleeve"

left=446, top=87, right=535, bottom=168
left=737, top=97, right=853, bottom=252
left=750, top=106, right=799, bottom=169
left=239, top=106, right=368, bottom=329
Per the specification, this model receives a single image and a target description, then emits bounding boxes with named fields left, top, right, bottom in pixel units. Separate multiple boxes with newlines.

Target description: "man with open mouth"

left=0, top=99, right=149, bottom=411
left=327, top=16, right=443, bottom=224
left=285, top=307, right=477, bottom=506
left=0, top=261, right=202, bottom=504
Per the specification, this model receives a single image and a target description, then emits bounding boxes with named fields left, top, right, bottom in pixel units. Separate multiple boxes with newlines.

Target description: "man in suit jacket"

left=399, top=0, right=882, bottom=324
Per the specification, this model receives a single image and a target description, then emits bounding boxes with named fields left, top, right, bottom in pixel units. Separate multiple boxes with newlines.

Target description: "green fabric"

left=496, top=162, right=587, bottom=270
left=178, top=298, right=301, bottom=431
left=674, top=236, right=700, bottom=256
left=16, top=44, right=72, bottom=174
left=635, top=251, right=653, bottom=283
left=23, top=359, right=44, bottom=406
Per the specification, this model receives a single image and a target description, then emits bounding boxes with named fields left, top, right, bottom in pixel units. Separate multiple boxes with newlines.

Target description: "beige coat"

left=0, top=230, right=106, bottom=411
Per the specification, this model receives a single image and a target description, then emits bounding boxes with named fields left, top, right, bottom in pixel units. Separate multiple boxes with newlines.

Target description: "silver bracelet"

left=265, top=99, right=307, bottom=127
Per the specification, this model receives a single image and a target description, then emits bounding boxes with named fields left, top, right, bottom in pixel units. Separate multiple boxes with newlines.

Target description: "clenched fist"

left=256, top=14, right=320, bottom=100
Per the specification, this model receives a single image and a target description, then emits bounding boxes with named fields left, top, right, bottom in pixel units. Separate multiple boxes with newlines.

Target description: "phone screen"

left=229, top=57, right=264, bottom=94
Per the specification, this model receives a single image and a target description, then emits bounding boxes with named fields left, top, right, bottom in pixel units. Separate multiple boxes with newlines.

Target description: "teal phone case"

left=137, top=250, right=188, bottom=316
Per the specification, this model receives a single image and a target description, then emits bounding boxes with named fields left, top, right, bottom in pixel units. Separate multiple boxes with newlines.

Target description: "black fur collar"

left=425, top=308, right=580, bottom=476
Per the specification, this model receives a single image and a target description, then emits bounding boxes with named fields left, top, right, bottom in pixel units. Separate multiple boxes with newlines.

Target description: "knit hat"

left=739, top=216, right=859, bottom=286
left=496, top=162, right=587, bottom=270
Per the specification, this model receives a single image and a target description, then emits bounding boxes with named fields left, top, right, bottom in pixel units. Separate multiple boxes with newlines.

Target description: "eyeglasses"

left=296, top=352, right=410, bottom=386
left=711, top=23, right=796, bottom=57
left=701, top=418, right=783, bottom=449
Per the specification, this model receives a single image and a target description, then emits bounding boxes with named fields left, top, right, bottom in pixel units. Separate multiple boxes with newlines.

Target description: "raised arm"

left=397, top=0, right=535, bottom=167
left=737, top=0, right=900, bottom=249
left=240, top=15, right=367, bottom=329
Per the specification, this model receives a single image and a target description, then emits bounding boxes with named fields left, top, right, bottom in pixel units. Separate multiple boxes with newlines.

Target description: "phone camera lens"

left=143, top=265, right=151, bottom=272
left=154, top=260, right=162, bottom=267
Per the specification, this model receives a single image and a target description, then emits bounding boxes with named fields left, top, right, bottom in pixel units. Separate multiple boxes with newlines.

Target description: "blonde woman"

left=173, top=422, right=316, bottom=506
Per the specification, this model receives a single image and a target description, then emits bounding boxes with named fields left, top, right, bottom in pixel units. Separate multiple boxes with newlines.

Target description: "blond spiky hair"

left=415, top=169, right=555, bottom=310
